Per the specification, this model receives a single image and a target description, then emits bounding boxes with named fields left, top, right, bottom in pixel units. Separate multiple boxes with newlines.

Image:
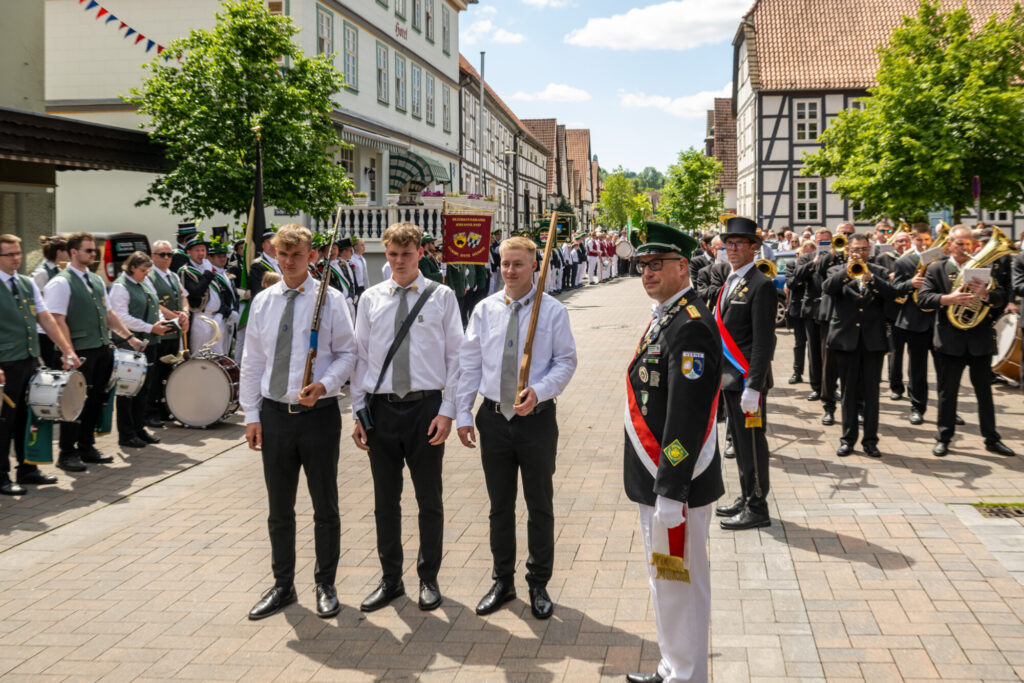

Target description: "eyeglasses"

left=0, top=251, right=21, bottom=258
left=633, top=257, right=681, bottom=274
left=79, top=248, right=98, bottom=254
left=723, top=241, right=751, bottom=250
left=154, top=252, right=172, bottom=258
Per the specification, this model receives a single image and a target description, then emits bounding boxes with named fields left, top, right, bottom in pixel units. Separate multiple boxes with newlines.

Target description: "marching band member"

left=146, top=242, right=190, bottom=424
left=241, top=224, right=356, bottom=621
left=815, top=222, right=855, bottom=425
left=456, top=235, right=577, bottom=620
left=169, top=223, right=197, bottom=273
left=208, top=237, right=240, bottom=356
left=418, top=235, right=444, bottom=283
left=0, top=234, right=79, bottom=494
left=784, top=240, right=816, bottom=385
left=622, top=221, right=723, bottom=683
left=179, top=235, right=222, bottom=355
left=891, top=224, right=936, bottom=424
left=791, top=228, right=832, bottom=402
left=586, top=232, right=602, bottom=284
left=30, top=234, right=68, bottom=365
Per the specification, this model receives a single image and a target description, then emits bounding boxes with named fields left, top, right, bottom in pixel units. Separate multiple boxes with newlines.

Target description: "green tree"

left=628, top=192, right=653, bottom=228
left=803, top=0, right=1024, bottom=220
left=636, top=166, right=665, bottom=191
left=596, top=172, right=635, bottom=229
left=127, top=0, right=353, bottom=221
left=657, top=148, right=724, bottom=233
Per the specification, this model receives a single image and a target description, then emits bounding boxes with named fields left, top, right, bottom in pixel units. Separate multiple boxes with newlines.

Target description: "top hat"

left=719, top=215, right=762, bottom=244
left=177, top=222, right=198, bottom=238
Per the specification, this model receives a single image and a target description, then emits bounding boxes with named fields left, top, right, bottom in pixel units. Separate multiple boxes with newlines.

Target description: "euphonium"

left=947, top=226, right=1018, bottom=330
left=847, top=256, right=867, bottom=281
left=886, top=220, right=911, bottom=245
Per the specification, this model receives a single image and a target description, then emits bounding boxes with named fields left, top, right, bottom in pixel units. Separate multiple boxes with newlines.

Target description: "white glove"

left=740, top=387, right=761, bottom=414
left=227, top=310, right=240, bottom=326
left=654, top=495, right=686, bottom=528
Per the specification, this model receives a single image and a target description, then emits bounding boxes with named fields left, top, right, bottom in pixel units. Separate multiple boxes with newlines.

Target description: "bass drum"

left=993, top=313, right=1021, bottom=381
left=165, top=354, right=239, bottom=428
left=614, top=240, right=634, bottom=259
left=28, top=369, right=87, bottom=421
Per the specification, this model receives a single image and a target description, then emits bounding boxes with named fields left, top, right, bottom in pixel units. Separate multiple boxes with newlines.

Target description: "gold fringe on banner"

left=650, top=552, right=691, bottom=583
left=443, top=201, right=497, bottom=215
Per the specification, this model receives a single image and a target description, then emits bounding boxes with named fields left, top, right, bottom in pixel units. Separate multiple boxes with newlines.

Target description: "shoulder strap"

left=368, top=282, right=440, bottom=402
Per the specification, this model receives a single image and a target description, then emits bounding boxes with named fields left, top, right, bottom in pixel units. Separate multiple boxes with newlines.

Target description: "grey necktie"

left=269, top=289, right=300, bottom=400
left=392, top=287, right=412, bottom=398
left=499, top=301, right=522, bottom=421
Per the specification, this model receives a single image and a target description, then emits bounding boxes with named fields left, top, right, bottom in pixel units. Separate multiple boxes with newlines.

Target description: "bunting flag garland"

left=75, top=1, right=173, bottom=60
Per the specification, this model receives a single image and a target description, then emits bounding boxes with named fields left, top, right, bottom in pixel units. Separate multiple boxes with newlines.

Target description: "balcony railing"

left=311, top=197, right=499, bottom=242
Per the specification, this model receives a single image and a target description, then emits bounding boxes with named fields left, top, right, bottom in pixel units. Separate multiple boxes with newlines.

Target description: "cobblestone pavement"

left=1, top=276, right=1023, bottom=682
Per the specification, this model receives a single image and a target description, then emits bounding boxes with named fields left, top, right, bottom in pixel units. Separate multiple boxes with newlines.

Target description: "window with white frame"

left=339, top=146, right=354, bottom=181
left=795, top=100, right=819, bottom=141
left=412, top=0, right=422, bottom=31
left=425, top=0, right=434, bottom=41
left=411, top=63, right=422, bottom=118
left=795, top=179, right=820, bottom=221
left=851, top=200, right=865, bottom=221
left=442, top=85, right=451, bottom=133
left=849, top=99, right=866, bottom=111
left=343, top=23, right=358, bottom=90
left=442, top=6, right=450, bottom=54
left=368, top=157, right=377, bottom=203
left=376, top=43, right=388, bottom=103
left=395, top=0, right=406, bottom=19
left=316, top=6, right=332, bottom=56
left=985, top=210, right=1011, bottom=222
left=425, top=73, right=435, bottom=125
left=395, top=54, right=407, bottom=111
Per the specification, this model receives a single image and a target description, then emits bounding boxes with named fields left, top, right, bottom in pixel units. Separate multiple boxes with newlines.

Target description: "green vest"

left=419, top=255, right=443, bottom=283
left=115, top=274, right=159, bottom=343
left=0, top=274, right=40, bottom=362
left=148, top=268, right=182, bottom=340
left=58, top=268, right=110, bottom=350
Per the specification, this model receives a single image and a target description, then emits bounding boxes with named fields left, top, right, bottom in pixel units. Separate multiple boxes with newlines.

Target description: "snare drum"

left=28, top=369, right=87, bottom=421
left=111, top=348, right=149, bottom=397
left=614, top=240, right=634, bottom=260
left=164, top=354, right=240, bottom=428
left=993, top=313, right=1022, bottom=381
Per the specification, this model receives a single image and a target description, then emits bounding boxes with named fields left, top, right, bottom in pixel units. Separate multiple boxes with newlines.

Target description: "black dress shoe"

left=863, top=444, right=882, bottom=458
left=118, top=437, right=147, bottom=449
left=625, top=674, right=663, bottom=683
left=724, top=442, right=735, bottom=459
left=16, top=470, right=57, bottom=485
left=80, top=448, right=114, bottom=463
left=143, top=417, right=163, bottom=429
left=475, top=580, right=516, bottom=615
left=909, top=411, right=924, bottom=425
left=720, top=507, right=771, bottom=530
left=986, top=441, right=1016, bottom=457
left=0, top=481, right=27, bottom=496
left=821, top=411, right=835, bottom=426
left=788, top=374, right=802, bottom=384
left=56, top=454, right=87, bottom=472
left=932, top=441, right=949, bottom=457
left=248, top=585, right=297, bottom=620
left=529, top=586, right=553, bottom=620
left=418, top=581, right=443, bottom=611
left=890, top=392, right=903, bottom=401
left=137, top=430, right=161, bottom=444
left=315, top=584, right=340, bottom=618
left=715, top=496, right=745, bottom=518
left=360, top=579, right=405, bottom=612
left=806, top=391, right=820, bottom=401
left=836, top=442, right=853, bottom=457
left=955, top=415, right=965, bottom=426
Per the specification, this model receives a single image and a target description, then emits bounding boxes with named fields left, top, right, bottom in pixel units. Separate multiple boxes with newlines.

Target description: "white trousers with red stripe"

left=639, top=501, right=713, bottom=683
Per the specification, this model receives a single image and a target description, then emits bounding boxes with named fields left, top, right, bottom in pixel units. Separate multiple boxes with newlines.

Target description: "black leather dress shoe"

left=418, top=581, right=443, bottom=611
left=0, top=481, right=27, bottom=496
left=143, top=416, right=163, bottom=429
left=137, top=430, right=161, bottom=445
left=315, top=584, right=340, bottom=618
left=715, top=496, right=745, bottom=518
left=724, top=442, right=735, bottom=458
left=720, top=508, right=771, bottom=530
left=986, top=441, right=1016, bottom=457
left=625, top=673, right=663, bottom=683
left=909, top=411, right=924, bottom=425
left=890, top=392, right=903, bottom=401
left=529, top=586, right=553, bottom=620
left=248, top=585, right=296, bottom=620
left=955, top=415, right=965, bottom=426
left=863, top=444, right=882, bottom=458
left=80, top=448, right=113, bottom=463
left=788, top=374, right=802, bottom=384
left=118, top=437, right=147, bottom=449
left=806, top=391, right=820, bottom=401
left=360, top=579, right=405, bottom=612
left=475, top=580, right=516, bottom=615
left=821, top=411, right=835, bottom=426
left=836, top=442, right=853, bottom=457
left=932, top=441, right=949, bottom=457
left=56, top=454, right=87, bottom=472
left=17, top=470, right=57, bottom=485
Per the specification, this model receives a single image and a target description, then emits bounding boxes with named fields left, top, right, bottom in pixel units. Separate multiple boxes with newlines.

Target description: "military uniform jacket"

left=823, top=262, right=898, bottom=353
left=784, top=259, right=807, bottom=319
left=689, top=252, right=712, bottom=281
left=179, top=263, right=216, bottom=310
left=918, top=257, right=1005, bottom=357
left=891, top=252, right=934, bottom=334
left=169, top=246, right=189, bottom=273
left=695, top=261, right=729, bottom=306
left=870, top=252, right=900, bottom=321
left=814, top=252, right=844, bottom=323
left=789, top=252, right=821, bottom=319
left=624, top=290, right=725, bottom=508
left=709, top=267, right=776, bottom=393
left=247, top=256, right=279, bottom=300
left=419, top=255, right=443, bottom=283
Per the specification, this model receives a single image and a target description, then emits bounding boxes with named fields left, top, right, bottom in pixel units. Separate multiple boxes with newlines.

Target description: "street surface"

left=1, top=276, right=1023, bottom=681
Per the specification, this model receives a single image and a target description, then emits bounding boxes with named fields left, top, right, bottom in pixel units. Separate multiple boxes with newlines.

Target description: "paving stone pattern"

left=0, top=277, right=1023, bottom=681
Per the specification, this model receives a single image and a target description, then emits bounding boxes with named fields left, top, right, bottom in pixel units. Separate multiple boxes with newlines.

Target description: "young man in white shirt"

left=240, top=224, right=357, bottom=621
left=351, top=222, right=463, bottom=614
left=456, top=235, right=578, bottom=620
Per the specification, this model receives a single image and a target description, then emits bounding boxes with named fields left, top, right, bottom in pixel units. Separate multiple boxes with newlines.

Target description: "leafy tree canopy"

left=657, top=148, right=724, bottom=234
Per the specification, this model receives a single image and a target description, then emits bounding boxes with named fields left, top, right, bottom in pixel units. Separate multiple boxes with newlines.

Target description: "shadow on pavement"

left=780, top=518, right=917, bottom=569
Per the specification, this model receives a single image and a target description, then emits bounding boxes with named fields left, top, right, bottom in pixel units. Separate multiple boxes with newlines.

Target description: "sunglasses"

left=79, top=248, right=98, bottom=254
left=154, top=252, right=173, bottom=257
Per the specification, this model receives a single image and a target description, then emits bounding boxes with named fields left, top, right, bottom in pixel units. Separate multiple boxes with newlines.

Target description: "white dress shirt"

left=31, top=260, right=58, bottom=290
left=109, top=279, right=161, bottom=333
left=43, top=264, right=102, bottom=316
left=350, top=253, right=367, bottom=287
left=351, top=272, right=463, bottom=419
left=725, top=262, right=756, bottom=298
left=1, top=270, right=47, bottom=312
left=455, top=286, right=578, bottom=429
left=381, top=261, right=393, bottom=281
left=239, top=275, right=357, bottom=423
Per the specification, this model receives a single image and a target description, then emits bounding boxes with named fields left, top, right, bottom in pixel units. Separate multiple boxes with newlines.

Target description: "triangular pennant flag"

left=124, top=27, right=136, bottom=38
left=96, top=7, right=108, bottom=19
left=85, top=0, right=98, bottom=10
left=105, top=14, right=118, bottom=24
left=79, top=0, right=88, bottom=4
left=118, top=21, right=126, bottom=30
left=135, top=33, right=145, bottom=44
left=157, top=45, right=165, bottom=55
left=145, top=39, right=155, bottom=52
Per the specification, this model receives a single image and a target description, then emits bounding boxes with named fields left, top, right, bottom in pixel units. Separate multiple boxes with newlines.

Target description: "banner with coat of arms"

left=442, top=213, right=492, bottom=265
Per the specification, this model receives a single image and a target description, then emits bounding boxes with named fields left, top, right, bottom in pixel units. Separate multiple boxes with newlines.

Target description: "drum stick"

left=515, top=211, right=559, bottom=405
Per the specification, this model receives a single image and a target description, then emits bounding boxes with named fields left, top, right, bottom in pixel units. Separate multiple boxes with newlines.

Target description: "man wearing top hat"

left=170, top=223, right=197, bottom=273
left=623, top=222, right=724, bottom=683
left=710, top=216, right=777, bottom=531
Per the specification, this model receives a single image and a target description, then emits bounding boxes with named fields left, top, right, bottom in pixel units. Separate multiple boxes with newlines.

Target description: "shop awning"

left=340, top=125, right=409, bottom=155
left=388, top=150, right=452, bottom=192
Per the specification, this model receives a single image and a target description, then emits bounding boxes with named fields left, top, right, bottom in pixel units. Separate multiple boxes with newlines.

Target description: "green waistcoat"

left=148, top=268, right=182, bottom=340
left=58, top=269, right=110, bottom=350
left=115, top=274, right=159, bottom=343
left=445, top=264, right=467, bottom=296
left=0, top=274, right=40, bottom=362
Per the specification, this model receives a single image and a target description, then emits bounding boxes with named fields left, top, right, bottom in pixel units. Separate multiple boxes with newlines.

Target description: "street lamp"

left=502, top=150, right=514, bottom=235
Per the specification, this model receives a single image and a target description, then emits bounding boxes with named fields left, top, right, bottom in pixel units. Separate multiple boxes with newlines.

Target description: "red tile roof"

left=565, top=129, right=592, bottom=203
left=521, top=118, right=558, bottom=194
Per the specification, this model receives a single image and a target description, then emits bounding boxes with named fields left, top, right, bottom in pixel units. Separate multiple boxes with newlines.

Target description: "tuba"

left=946, top=226, right=1018, bottom=330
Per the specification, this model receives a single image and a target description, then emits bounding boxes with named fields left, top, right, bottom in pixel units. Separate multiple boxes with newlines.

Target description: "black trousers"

left=897, top=328, right=933, bottom=414
left=935, top=351, right=1000, bottom=445
left=477, top=403, right=558, bottom=588
left=455, top=295, right=468, bottom=329
left=788, top=315, right=806, bottom=376
left=888, top=324, right=905, bottom=395
left=818, top=321, right=838, bottom=411
left=260, top=400, right=341, bottom=588
left=146, top=336, right=180, bottom=419
left=834, top=349, right=883, bottom=448
left=116, top=345, right=160, bottom=440
left=804, top=318, right=822, bottom=393
left=0, top=357, right=39, bottom=477
left=366, top=392, right=445, bottom=584
left=569, top=264, right=579, bottom=286
left=723, top=389, right=770, bottom=514
left=59, top=345, right=113, bottom=456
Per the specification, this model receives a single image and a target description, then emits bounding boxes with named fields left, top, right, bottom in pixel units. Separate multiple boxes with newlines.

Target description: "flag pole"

left=515, top=210, right=558, bottom=404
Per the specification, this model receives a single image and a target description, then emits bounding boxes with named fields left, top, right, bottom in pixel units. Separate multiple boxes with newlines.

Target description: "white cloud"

left=565, top=0, right=749, bottom=51
left=619, top=83, right=732, bottom=119
left=510, top=83, right=592, bottom=103
left=523, top=0, right=570, bottom=7
left=492, top=28, right=525, bottom=44
left=461, top=19, right=494, bottom=46
left=476, top=5, right=498, bottom=15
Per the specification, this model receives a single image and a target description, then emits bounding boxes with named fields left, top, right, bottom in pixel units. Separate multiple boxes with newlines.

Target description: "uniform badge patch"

left=638, top=366, right=649, bottom=383
left=650, top=370, right=661, bottom=388
left=686, top=305, right=701, bottom=319
left=663, top=439, right=688, bottom=466
left=648, top=344, right=661, bottom=356
left=681, top=352, right=704, bottom=380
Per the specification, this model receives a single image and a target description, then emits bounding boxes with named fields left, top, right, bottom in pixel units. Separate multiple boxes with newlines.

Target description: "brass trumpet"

left=756, top=258, right=778, bottom=278
left=831, top=233, right=848, bottom=255
left=847, top=256, right=867, bottom=281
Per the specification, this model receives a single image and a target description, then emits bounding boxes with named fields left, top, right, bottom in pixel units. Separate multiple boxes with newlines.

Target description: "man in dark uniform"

left=1013, top=246, right=1024, bottom=386
left=418, top=235, right=443, bottom=283
left=890, top=224, right=937, bottom=424
left=789, top=228, right=832, bottom=401
left=622, top=223, right=723, bottom=683
left=815, top=223, right=855, bottom=424
left=695, top=259, right=729, bottom=308
left=784, top=241, right=811, bottom=384
left=687, top=233, right=714, bottom=282
left=824, top=234, right=900, bottom=457
left=710, top=216, right=777, bottom=531
left=918, top=225, right=1015, bottom=457
left=247, top=230, right=282, bottom=301
left=169, top=223, right=197, bottom=273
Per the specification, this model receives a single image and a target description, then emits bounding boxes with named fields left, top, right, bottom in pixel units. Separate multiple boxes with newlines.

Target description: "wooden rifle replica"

left=302, top=205, right=345, bottom=388
left=515, top=211, right=559, bottom=406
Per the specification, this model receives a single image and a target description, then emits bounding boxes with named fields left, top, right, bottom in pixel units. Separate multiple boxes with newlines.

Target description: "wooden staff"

left=515, top=211, right=559, bottom=404
left=301, top=204, right=344, bottom=388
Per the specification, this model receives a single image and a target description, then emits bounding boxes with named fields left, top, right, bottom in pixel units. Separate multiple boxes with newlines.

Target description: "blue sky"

left=458, top=0, right=751, bottom=174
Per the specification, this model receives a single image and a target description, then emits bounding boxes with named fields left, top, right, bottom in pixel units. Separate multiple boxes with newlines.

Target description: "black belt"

left=482, top=398, right=554, bottom=416
left=262, top=396, right=337, bottom=414
left=371, top=390, right=441, bottom=404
